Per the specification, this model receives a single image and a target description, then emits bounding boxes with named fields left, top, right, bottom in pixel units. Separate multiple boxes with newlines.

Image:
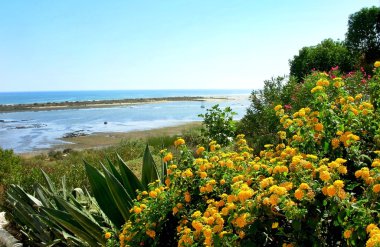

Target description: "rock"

left=0, top=212, right=22, bottom=247
left=63, top=130, right=88, bottom=138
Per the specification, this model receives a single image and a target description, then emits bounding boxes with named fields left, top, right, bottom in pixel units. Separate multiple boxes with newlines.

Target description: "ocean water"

left=0, top=90, right=252, bottom=153
left=0, top=89, right=251, bottom=105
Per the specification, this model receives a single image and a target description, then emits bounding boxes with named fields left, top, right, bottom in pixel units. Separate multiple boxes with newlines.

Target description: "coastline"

left=0, top=96, right=228, bottom=112
left=19, top=121, right=202, bottom=158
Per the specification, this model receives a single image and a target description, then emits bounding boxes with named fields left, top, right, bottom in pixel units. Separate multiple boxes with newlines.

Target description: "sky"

left=0, top=1, right=378, bottom=92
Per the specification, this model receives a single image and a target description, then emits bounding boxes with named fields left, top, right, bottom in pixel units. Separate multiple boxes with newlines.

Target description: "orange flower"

left=199, top=171, right=207, bottom=178
left=319, top=171, right=331, bottom=182
left=172, top=207, right=178, bottom=215
left=367, top=223, right=378, bottom=233
left=294, top=189, right=304, bottom=200
left=163, top=153, right=173, bottom=163
left=196, top=146, right=205, bottom=155
left=326, top=185, right=336, bottom=197
left=191, top=220, right=203, bottom=232
left=331, top=138, right=340, bottom=149
left=149, top=191, right=158, bottom=198
left=235, top=213, right=248, bottom=228
left=146, top=229, right=156, bottom=239
left=184, top=191, right=191, bottom=203
left=373, top=184, right=380, bottom=193
left=274, top=105, right=282, bottom=111
left=174, top=138, right=185, bottom=147
left=333, top=180, right=344, bottom=188
left=343, top=229, right=352, bottom=239
left=299, top=183, right=310, bottom=190
left=105, top=232, right=111, bottom=239
left=314, top=123, right=324, bottom=132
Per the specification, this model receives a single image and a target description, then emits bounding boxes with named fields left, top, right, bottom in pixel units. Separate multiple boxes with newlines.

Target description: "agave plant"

left=6, top=145, right=163, bottom=246
left=6, top=172, right=94, bottom=246
left=84, top=145, right=163, bottom=227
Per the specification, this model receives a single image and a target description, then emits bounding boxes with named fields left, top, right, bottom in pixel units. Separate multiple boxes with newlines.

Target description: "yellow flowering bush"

left=106, top=64, right=380, bottom=246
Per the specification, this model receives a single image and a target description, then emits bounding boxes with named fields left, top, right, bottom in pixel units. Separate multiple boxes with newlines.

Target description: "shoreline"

left=0, top=96, right=229, bottom=113
left=19, top=121, right=202, bottom=158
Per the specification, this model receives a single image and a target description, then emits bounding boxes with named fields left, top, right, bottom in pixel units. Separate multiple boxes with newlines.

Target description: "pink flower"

left=284, top=104, right=292, bottom=110
left=331, top=66, right=339, bottom=71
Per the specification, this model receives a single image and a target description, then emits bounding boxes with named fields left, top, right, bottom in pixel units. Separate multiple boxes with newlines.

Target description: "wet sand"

left=19, top=121, right=202, bottom=158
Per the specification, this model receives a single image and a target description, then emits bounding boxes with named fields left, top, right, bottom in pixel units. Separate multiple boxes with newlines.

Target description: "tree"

left=289, top=39, right=357, bottom=81
left=345, top=6, right=380, bottom=69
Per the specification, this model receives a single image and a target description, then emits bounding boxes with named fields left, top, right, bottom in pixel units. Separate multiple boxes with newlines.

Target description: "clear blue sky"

left=0, top=0, right=378, bottom=92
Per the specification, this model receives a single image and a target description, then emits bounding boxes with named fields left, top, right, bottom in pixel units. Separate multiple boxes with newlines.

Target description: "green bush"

left=199, top=104, right=237, bottom=146
left=237, top=76, right=298, bottom=153
left=0, top=149, right=22, bottom=186
left=109, top=65, right=380, bottom=247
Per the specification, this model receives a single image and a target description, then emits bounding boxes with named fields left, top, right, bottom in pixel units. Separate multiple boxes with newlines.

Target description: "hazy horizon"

left=0, top=1, right=378, bottom=92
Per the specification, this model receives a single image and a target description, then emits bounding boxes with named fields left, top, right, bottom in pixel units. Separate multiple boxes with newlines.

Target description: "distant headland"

left=0, top=96, right=228, bottom=112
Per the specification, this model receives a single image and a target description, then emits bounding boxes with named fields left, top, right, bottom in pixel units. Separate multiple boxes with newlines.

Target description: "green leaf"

left=323, top=141, right=330, bottom=153
left=161, top=158, right=168, bottom=184
left=40, top=169, right=56, bottom=194
left=84, top=162, right=125, bottom=227
left=101, top=163, right=133, bottom=220
left=53, top=197, right=106, bottom=245
left=117, top=154, right=143, bottom=198
left=62, top=176, right=67, bottom=200
left=141, top=145, right=160, bottom=188
left=34, top=185, right=54, bottom=208
left=105, top=158, right=124, bottom=185
left=43, top=207, right=99, bottom=246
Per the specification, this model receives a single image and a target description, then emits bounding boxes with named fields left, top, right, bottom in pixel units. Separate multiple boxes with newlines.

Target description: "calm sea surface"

left=0, top=89, right=252, bottom=153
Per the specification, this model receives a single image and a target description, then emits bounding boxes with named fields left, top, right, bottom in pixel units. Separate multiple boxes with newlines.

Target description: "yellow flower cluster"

left=174, top=138, right=186, bottom=147
left=366, top=223, right=380, bottom=247
left=113, top=70, right=380, bottom=246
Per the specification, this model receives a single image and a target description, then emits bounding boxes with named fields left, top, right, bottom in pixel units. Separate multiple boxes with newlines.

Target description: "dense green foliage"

left=346, top=6, right=380, bottom=69
left=290, top=6, right=380, bottom=80
left=289, top=39, right=357, bottom=81
left=0, top=149, right=22, bottom=186
left=237, top=76, right=298, bottom=153
left=199, top=104, right=236, bottom=145
left=5, top=146, right=161, bottom=246
left=106, top=66, right=380, bottom=246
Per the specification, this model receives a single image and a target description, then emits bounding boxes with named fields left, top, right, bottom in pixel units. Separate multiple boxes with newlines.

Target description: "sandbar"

left=0, top=96, right=228, bottom=112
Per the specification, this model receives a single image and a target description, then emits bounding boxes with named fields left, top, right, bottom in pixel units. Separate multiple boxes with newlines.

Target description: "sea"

left=0, top=89, right=252, bottom=153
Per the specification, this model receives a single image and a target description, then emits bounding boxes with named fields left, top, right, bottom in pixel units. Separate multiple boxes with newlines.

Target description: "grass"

left=0, top=123, right=205, bottom=208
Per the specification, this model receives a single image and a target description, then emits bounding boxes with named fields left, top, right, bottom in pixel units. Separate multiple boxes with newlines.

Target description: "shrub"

left=237, top=76, right=298, bottom=153
left=109, top=64, right=380, bottom=246
left=199, top=104, right=237, bottom=146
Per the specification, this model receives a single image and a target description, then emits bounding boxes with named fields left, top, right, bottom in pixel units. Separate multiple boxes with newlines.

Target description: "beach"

left=0, top=94, right=250, bottom=153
